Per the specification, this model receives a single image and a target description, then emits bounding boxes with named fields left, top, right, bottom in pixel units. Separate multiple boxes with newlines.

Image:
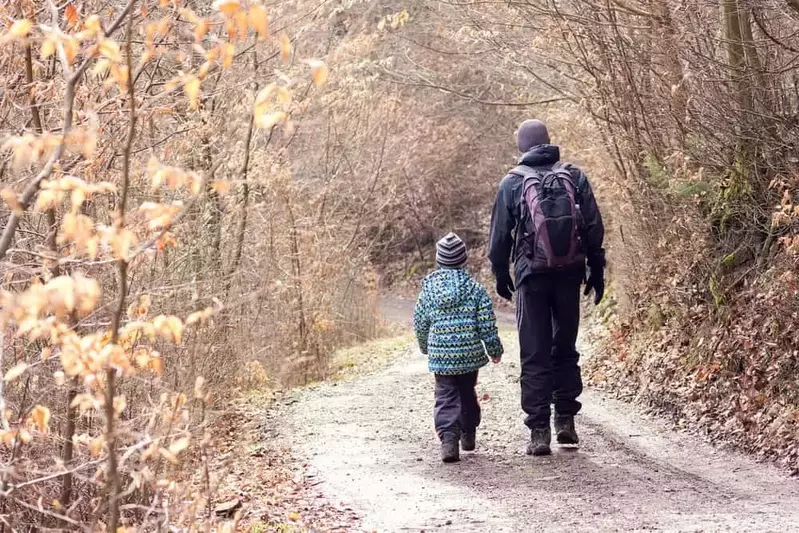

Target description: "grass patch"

left=329, top=333, right=415, bottom=380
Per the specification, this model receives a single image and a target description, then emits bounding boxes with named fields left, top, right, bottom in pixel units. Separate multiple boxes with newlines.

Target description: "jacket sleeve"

left=413, top=291, right=431, bottom=355
left=487, top=175, right=517, bottom=276
left=476, top=287, right=504, bottom=359
left=575, top=169, right=606, bottom=271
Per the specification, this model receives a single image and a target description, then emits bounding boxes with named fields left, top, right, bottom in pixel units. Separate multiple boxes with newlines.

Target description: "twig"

left=105, top=7, right=138, bottom=530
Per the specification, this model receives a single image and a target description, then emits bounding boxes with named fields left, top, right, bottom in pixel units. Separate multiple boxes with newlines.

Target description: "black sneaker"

left=555, top=416, right=579, bottom=445
left=441, top=434, right=460, bottom=463
left=526, top=427, right=552, bottom=456
left=461, top=431, right=476, bottom=452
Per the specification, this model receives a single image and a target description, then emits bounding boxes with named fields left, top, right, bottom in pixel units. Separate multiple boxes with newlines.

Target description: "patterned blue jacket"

left=413, top=268, right=504, bottom=375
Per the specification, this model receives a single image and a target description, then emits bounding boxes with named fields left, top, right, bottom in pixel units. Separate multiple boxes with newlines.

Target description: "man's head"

left=516, top=119, right=551, bottom=152
left=436, top=232, right=468, bottom=269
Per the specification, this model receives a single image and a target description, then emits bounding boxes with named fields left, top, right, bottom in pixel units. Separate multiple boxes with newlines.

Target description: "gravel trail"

left=272, top=299, right=799, bottom=532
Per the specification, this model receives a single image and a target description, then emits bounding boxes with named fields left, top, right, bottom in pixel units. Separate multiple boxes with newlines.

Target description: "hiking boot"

left=555, top=416, right=579, bottom=445
left=526, top=427, right=552, bottom=456
left=441, top=434, right=460, bottom=463
left=461, top=431, right=476, bottom=452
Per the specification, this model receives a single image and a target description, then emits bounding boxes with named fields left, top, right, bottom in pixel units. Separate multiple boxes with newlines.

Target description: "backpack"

left=512, top=163, right=584, bottom=271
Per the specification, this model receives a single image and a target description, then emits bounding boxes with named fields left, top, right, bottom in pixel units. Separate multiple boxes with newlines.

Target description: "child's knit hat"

left=436, top=233, right=467, bottom=268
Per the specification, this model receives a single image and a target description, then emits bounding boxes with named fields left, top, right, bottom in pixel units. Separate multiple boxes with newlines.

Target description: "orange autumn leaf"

left=29, top=405, right=51, bottom=432
left=65, top=4, right=80, bottom=27
left=306, top=59, right=329, bottom=87
left=213, top=0, right=241, bottom=16
left=248, top=5, right=269, bottom=40
left=279, top=33, right=292, bottom=63
left=211, top=180, right=233, bottom=195
left=184, top=76, right=201, bottom=110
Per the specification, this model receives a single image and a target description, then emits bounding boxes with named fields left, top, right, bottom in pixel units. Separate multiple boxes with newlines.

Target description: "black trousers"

left=434, top=371, right=481, bottom=438
left=516, top=276, right=583, bottom=429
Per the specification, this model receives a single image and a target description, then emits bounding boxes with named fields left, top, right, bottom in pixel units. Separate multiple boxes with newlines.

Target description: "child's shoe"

left=441, top=434, right=460, bottom=463
left=461, top=431, right=476, bottom=451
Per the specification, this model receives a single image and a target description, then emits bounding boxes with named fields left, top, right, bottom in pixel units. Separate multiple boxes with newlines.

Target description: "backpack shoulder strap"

left=510, top=165, right=542, bottom=181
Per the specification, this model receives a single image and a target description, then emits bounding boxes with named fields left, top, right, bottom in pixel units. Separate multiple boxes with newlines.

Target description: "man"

left=488, top=119, right=605, bottom=456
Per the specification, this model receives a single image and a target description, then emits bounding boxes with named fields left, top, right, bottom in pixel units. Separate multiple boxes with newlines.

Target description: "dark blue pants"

left=434, top=371, right=481, bottom=438
left=516, top=276, right=583, bottom=429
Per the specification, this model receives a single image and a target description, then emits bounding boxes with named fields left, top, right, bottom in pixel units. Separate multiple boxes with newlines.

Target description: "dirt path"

left=272, top=299, right=799, bottom=532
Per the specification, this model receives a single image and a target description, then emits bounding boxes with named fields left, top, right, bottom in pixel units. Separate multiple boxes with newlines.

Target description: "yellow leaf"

left=178, top=8, right=201, bottom=24
left=97, top=40, right=122, bottom=62
left=306, top=59, right=328, bottom=87
left=153, top=315, right=184, bottom=344
left=195, top=19, right=210, bottom=41
left=235, top=10, right=248, bottom=41
left=159, top=447, right=178, bottom=464
left=19, top=429, right=33, bottom=444
left=114, top=395, right=126, bottom=415
left=82, top=15, right=102, bottom=37
left=40, top=38, right=57, bottom=60
left=198, top=61, right=212, bottom=80
left=186, top=307, right=213, bottom=325
left=184, top=76, right=201, bottom=110
left=150, top=355, right=164, bottom=376
left=211, top=180, right=232, bottom=195
left=288, top=512, right=300, bottom=522
left=65, top=4, right=80, bottom=27
left=89, top=435, right=104, bottom=457
left=34, top=190, right=59, bottom=212
left=1, top=189, right=23, bottom=216
left=4, top=362, right=28, bottom=382
left=254, top=111, right=286, bottom=130
left=29, top=405, right=50, bottom=432
left=279, top=34, right=292, bottom=63
left=277, top=86, right=292, bottom=109
left=61, top=36, right=79, bottom=66
left=248, top=5, right=269, bottom=40
left=3, top=20, right=33, bottom=42
left=221, top=43, right=235, bottom=69
left=212, top=0, right=241, bottom=16
left=188, top=173, right=203, bottom=196
left=110, top=228, right=138, bottom=261
left=168, top=436, right=190, bottom=455
left=70, top=188, right=86, bottom=213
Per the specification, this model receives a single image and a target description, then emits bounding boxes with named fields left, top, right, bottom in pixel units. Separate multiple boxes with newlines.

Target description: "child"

left=413, top=233, right=504, bottom=463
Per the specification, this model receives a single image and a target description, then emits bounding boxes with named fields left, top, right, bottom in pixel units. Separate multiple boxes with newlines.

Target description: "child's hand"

left=491, top=357, right=501, bottom=364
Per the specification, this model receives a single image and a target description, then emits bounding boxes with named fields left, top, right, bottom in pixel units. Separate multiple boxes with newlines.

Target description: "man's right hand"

left=496, top=271, right=515, bottom=301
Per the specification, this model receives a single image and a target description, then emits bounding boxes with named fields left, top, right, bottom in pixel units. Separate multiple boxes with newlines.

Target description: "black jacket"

left=487, top=144, right=605, bottom=286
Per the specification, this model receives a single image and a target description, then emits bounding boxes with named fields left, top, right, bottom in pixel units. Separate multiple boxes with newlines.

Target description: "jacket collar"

left=518, top=144, right=561, bottom=167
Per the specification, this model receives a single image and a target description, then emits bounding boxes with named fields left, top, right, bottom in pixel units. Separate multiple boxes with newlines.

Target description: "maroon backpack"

left=512, top=163, right=585, bottom=271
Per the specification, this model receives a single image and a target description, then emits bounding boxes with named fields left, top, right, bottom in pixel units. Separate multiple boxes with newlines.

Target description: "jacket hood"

left=518, top=144, right=561, bottom=167
left=422, top=269, right=477, bottom=310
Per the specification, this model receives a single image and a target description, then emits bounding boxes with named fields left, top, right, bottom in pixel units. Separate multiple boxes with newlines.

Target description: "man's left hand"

left=584, top=272, right=605, bottom=305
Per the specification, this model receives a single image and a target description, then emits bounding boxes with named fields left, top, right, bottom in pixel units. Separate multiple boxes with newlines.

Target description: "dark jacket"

left=487, top=144, right=605, bottom=286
